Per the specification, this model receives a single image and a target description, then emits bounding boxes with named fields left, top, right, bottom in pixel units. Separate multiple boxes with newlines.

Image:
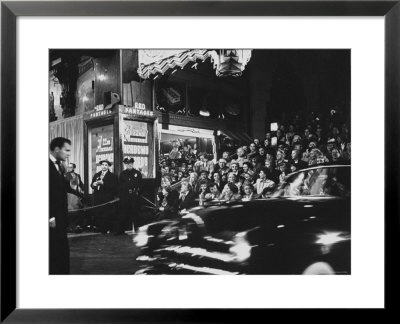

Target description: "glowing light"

left=315, top=232, right=349, bottom=245
left=199, top=110, right=210, bottom=117
left=133, top=226, right=151, bottom=247
left=229, top=234, right=252, bottom=262
left=98, top=74, right=106, bottom=81
left=270, top=122, right=278, bottom=131
left=277, top=224, right=285, bottom=228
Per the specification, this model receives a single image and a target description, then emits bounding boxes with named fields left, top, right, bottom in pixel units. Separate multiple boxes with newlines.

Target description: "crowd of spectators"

left=156, top=110, right=351, bottom=220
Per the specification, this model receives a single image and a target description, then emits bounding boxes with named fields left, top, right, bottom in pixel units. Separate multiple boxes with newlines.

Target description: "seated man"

left=177, top=180, right=197, bottom=214
left=157, top=186, right=179, bottom=220
left=204, top=183, right=221, bottom=201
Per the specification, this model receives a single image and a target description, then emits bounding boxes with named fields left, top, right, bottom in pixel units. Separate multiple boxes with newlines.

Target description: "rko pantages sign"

left=88, top=102, right=154, bottom=119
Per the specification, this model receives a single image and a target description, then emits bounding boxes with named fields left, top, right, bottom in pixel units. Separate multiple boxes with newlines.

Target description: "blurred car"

left=134, top=165, right=351, bottom=275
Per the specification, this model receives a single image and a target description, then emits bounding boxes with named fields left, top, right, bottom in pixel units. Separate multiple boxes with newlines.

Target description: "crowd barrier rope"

left=67, top=195, right=157, bottom=215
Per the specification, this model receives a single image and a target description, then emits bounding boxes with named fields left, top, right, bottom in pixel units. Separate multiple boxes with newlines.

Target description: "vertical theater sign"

left=119, top=103, right=155, bottom=179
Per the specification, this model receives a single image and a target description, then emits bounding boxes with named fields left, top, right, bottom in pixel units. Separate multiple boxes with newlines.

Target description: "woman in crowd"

left=188, top=171, right=200, bottom=194
left=308, top=148, right=329, bottom=166
left=222, top=172, right=242, bottom=194
left=221, top=151, right=232, bottom=168
left=219, top=182, right=242, bottom=202
left=242, top=183, right=257, bottom=201
left=250, top=156, right=262, bottom=176
left=240, top=172, right=254, bottom=188
left=242, top=161, right=254, bottom=178
left=275, top=149, right=287, bottom=170
left=254, top=167, right=276, bottom=196
left=212, top=172, right=225, bottom=192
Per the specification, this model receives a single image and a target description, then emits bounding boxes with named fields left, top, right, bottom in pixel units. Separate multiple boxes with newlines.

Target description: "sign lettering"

left=119, top=105, right=154, bottom=117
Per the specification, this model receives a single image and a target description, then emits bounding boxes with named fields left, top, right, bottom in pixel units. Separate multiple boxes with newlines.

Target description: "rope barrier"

left=68, top=194, right=157, bottom=214
left=68, top=198, right=120, bottom=214
left=140, top=195, right=157, bottom=207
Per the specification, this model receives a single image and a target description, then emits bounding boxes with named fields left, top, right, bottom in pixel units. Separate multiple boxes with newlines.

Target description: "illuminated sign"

left=89, top=104, right=114, bottom=119
left=90, top=109, right=112, bottom=118
left=121, top=119, right=151, bottom=177
left=94, top=104, right=105, bottom=111
left=134, top=102, right=146, bottom=110
left=94, top=131, right=114, bottom=172
left=119, top=105, right=154, bottom=117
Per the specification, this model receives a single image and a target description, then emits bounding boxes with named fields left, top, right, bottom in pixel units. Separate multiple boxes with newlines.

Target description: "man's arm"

left=90, top=173, right=99, bottom=189
left=78, top=174, right=85, bottom=191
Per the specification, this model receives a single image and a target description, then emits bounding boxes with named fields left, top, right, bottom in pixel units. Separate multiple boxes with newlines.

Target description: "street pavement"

left=68, top=232, right=140, bottom=274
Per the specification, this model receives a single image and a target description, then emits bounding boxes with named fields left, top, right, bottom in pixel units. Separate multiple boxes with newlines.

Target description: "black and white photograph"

left=2, top=2, right=395, bottom=319
left=49, top=49, right=351, bottom=275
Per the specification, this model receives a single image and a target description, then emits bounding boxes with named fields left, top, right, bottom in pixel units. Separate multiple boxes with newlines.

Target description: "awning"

left=138, top=49, right=212, bottom=79
left=137, top=49, right=252, bottom=79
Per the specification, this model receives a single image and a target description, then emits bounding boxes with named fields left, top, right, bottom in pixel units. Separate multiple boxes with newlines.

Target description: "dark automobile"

left=134, top=165, right=351, bottom=275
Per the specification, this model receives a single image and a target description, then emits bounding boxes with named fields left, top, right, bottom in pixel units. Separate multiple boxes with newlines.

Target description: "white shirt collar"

left=49, top=154, right=57, bottom=163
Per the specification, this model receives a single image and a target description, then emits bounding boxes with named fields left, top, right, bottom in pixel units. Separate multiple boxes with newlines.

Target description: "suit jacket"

left=65, top=172, right=84, bottom=190
left=49, top=159, right=70, bottom=274
left=65, top=172, right=84, bottom=197
left=49, top=159, right=68, bottom=230
left=158, top=189, right=180, bottom=219
left=119, top=168, right=142, bottom=200
left=91, top=170, right=118, bottom=204
left=177, top=191, right=197, bottom=211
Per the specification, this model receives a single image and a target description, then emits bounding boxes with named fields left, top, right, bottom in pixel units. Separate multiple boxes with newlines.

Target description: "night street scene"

left=49, top=49, right=351, bottom=275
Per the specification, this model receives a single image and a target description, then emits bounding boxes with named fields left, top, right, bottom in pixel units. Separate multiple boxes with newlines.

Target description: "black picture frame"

left=1, top=0, right=398, bottom=322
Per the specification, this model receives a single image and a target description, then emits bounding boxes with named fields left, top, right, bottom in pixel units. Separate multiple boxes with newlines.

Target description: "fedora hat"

left=98, top=159, right=112, bottom=166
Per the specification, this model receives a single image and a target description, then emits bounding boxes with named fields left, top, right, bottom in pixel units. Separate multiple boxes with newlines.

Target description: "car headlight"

left=133, top=225, right=153, bottom=247
left=229, top=232, right=253, bottom=263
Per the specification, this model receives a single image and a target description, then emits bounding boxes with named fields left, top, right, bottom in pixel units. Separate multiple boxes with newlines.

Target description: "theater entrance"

left=159, top=125, right=216, bottom=166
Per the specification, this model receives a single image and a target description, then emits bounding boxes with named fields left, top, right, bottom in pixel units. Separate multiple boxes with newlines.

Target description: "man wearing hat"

left=117, top=157, right=142, bottom=234
left=90, top=159, right=118, bottom=234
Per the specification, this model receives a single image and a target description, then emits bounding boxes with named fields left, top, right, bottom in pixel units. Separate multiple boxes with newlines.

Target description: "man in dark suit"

left=90, top=159, right=118, bottom=234
left=116, top=157, right=142, bottom=234
left=290, top=149, right=308, bottom=171
left=64, top=162, right=85, bottom=232
left=49, top=137, right=71, bottom=274
left=177, top=180, right=197, bottom=213
left=65, top=163, right=84, bottom=197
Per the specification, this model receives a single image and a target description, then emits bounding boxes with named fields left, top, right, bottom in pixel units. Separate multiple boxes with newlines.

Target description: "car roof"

left=286, top=164, right=350, bottom=178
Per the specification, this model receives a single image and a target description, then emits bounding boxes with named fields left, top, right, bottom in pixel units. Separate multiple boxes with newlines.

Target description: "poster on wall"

left=120, top=118, right=154, bottom=178
left=91, top=124, right=114, bottom=176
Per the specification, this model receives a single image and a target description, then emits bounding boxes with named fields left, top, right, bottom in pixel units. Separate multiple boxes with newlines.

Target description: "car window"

left=273, top=167, right=350, bottom=198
